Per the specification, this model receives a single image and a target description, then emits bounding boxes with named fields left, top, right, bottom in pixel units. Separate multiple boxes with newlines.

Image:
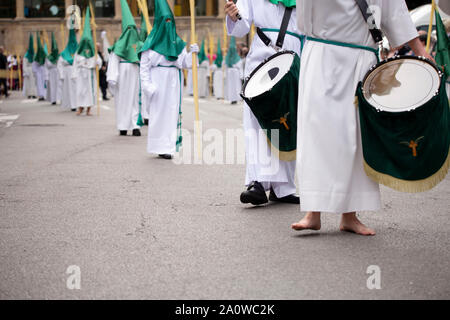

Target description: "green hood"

left=47, top=32, right=60, bottom=64
left=198, top=39, right=207, bottom=64
left=226, top=37, right=240, bottom=68
left=139, top=12, right=148, bottom=42
left=139, top=0, right=185, bottom=61
left=34, top=32, right=47, bottom=65
left=268, top=0, right=296, bottom=7
left=435, top=9, right=450, bottom=79
left=109, top=0, right=143, bottom=63
left=76, top=7, right=95, bottom=59
left=214, top=39, right=223, bottom=68
left=24, top=34, right=34, bottom=63
left=60, top=28, right=78, bottom=65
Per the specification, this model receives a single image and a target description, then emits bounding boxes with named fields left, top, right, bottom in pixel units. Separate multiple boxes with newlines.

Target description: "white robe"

left=107, top=52, right=141, bottom=131
left=140, top=48, right=193, bottom=155
left=187, top=69, right=193, bottom=95
left=212, top=64, right=224, bottom=99
left=296, top=0, right=418, bottom=213
left=32, top=61, right=46, bottom=99
left=198, top=60, right=210, bottom=98
left=225, top=60, right=242, bottom=102
left=45, top=59, right=60, bottom=104
left=22, top=59, right=36, bottom=97
left=57, top=57, right=77, bottom=110
left=72, top=54, right=101, bottom=108
left=227, top=0, right=303, bottom=197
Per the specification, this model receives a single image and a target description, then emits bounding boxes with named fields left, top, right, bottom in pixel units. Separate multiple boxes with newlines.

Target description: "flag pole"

left=137, top=0, right=152, bottom=35
left=189, top=0, right=201, bottom=159
left=89, top=1, right=101, bottom=117
left=426, top=0, right=437, bottom=53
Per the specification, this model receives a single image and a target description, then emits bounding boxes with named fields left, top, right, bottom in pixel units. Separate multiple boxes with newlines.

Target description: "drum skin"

left=357, top=79, right=450, bottom=193
left=242, top=53, right=300, bottom=154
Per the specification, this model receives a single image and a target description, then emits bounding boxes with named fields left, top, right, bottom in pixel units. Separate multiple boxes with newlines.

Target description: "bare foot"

left=86, top=107, right=92, bottom=116
left=292, top=212, right=321, bottom=231
left=340, top=212, right=375, bottom=236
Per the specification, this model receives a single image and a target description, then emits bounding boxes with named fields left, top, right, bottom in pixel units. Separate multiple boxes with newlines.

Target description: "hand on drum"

left=225, top=1, right=240, bottom=22
left=408, top=36, right=436, bottom=64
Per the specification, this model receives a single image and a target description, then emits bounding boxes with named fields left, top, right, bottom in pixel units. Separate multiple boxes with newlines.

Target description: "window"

left=73, top=0, right=115, bottom=18
left=0, top=0, right=16, bottom=18
left=173, top=0, right=218, bottom=17
left=24, top=0, right=65, bottom=18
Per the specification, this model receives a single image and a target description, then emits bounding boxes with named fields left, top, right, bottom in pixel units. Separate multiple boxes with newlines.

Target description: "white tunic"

left=45, top=59, right=60, bottom=103
left=211, top=64, right=224, bottom=99
left=72, top=54, right=101, bottom=108
left=198, top=60, right=210, bottom=98
left=225, top=60, right=242, bottom=102
left=140, top=48, right=193, bottom=155
left=227, top=0, right=303, bottom=197
left=32, top=61, right=46, bottom=99
left=296, top=0, right=418, bottom=213
left=57, top=57, right=77, bottom=110
left=22, top=59, right=37, bottom=97
left=107, top=52, right=141, bottom=131
left=186, top=69, right=193, bottom=95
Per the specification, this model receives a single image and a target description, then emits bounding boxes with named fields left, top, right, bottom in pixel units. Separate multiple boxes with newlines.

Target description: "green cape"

left=60, top=28, right=78, bottom=65
left=108, top=0, right=143, bottom=63
left=226, top=37, right=240, bottom=68
left=47, top=32, right=60, bottom=64
left=139, top=0, right=185, bottom=61
left=76, top=7, right=95, bottom=59
left=435, top=9, right=450, bottom=78
left=24, top=34, right=34, bottom=63
left=139, top=12, right=148, bottom=42
left=198, top=39, right=207, bottom=64
left=34, top=32, right=47, bottom=65
left=268, top=0, right=296, bottom=7
left=214, top=39, right=223, bottom=68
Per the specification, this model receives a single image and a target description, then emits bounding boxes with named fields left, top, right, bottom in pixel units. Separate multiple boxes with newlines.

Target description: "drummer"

left=292, top=0, right=434, bottom=235
left=225, top=0, right=303, bottom=206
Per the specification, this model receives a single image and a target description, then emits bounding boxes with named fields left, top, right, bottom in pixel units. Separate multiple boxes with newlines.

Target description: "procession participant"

left=197, top=39, right=210, bottom=98
left=212, top=39, right=224, bottom=99
left=224, top=36, right=241, bottom=105
left=97, top=43, right=109, bottom=101
left=107, top=0, right=143, bottom=136
left=0, top=47, right=8, bottom=98
left=57, top=27, right=78, bottom=111
left=32, top=32, right=47, bottom=101
left=292, top=0, right=434, bottom=235
left=72, top=7, right=101, bottom=116
left=139, top=0, right=199, bottom=160
left=225, top=0, right=302, bottom=205
left=45, top=32, right=60, bottom=105
left=23, top=34, right=37, bottom=99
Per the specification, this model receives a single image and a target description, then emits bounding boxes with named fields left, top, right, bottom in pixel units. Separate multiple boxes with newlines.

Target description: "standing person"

left=197, top=40, right=210, bottom=98
left=45, top=32, right=60, bottom=105
left=225, top=0, right=302, bottom=205
left=139, top=0, right=199, bottom=160
left=212, top=39, right=224, bottom=100
left=97, top=43, right=109, bottom=101
left=72, top=7, right=101, bottom=116
left=22, top=34, right=37, bottom=99
left=32, top=32, right=47, bottom=101
left=58, top=27, right=78, bottom=111
left=107, top=0, right=143, bottom=136
left=224, top=36, right=241, bottom=105
left=0, top=46, right=8, bottom=98
left=292, top=0, right=433, bottom=235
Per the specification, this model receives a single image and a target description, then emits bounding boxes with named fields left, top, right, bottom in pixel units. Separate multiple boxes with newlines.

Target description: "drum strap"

left=256, top=7, right=293, bottom=50
left=354, top=0, right=383, bottom=43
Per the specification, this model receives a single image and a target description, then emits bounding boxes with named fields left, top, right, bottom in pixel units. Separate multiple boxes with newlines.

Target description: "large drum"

left=357, top=55, right=450, bottom=192
left=241, top=51, right=300, bottom=161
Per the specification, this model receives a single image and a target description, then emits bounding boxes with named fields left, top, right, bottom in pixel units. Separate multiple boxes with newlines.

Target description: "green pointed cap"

left=24, top=34, right=35, bottom=63
left=214, top=39, right=223, bottom=68
left=76, top=7, right=95, bottom=58
left=34, top=32, right=47, bottom=65
left=435, top=9, right=450, bottom=78
left=226, top=36, right=240, bottom=68
left=61, top=28, right=78, bottom=65
left=47, top=32, right=60, bottom=64
left=139, top=0, right=186, bottom=61
left=108, top=0, right=143, bottom=63
left=139, top=12, right=148, bottom=42
left=198, top=39, right=207, bottom=64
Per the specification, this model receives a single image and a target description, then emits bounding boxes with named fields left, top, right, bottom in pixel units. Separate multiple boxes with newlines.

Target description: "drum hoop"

left=241, top=50, right=297, bottom=100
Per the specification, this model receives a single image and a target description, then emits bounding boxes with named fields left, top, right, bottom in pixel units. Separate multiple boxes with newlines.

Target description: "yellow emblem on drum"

left=272, top=112, right=290, bottom=131
left=400, top=136, right=424, bottom=157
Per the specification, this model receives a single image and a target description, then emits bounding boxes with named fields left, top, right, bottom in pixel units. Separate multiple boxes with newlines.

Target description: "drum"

left=241, top=51, right=300, bottom=161
left=357, top=55, right=450, bottom=193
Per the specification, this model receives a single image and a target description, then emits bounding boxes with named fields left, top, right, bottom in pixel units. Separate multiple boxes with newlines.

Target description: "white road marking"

left=0, top=113, right=20, bottom=128
left=21, top=99, right=38, bottom=104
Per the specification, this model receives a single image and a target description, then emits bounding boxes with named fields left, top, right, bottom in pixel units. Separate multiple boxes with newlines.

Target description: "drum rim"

left=361, top=55, right=443, bottom=111
left=241, top=50, right=298, bottom=100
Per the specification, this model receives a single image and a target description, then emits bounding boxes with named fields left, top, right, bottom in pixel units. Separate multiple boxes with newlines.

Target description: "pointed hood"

left=214, top=39, right=223, bottom=68
left=76, top=7, right=95, bottom=59
left=61, top=28, right=78, bottom=65
left=47, top=32, right=60, bottom=64
left=24, top=34, right=35, bottom=63
left=268, top=0, right=296, bottom=7
left=34, top=32, right=47, bottom=65
left=139, top=12, right=148, bottom=42
left=226, top=36, right=240, bottom=68
left=198, top=39, right=207, bottom=64
left=139, top=0, right=186, bottom=61
left=435, top=9, right=450, bottom=78
left=109, top=0, right=143, bottom=63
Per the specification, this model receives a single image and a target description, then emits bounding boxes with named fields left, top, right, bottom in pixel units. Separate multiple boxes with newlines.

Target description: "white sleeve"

left=140, top=50, right=157, bottom=98
left=106, top=53, right=119, bottom=86
left=226, top=0, right=253, bottom=38
left=380, top=0, right=418, bottom=48
left=177, top=47, right=195, bottom=70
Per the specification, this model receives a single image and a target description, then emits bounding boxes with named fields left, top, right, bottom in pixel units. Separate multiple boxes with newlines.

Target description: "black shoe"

left=269, top=188, right=300, bottom=204
left=119, top=130, right=127, bottom=136
left=231, top=101, right=237, bottom=105
left=132, top=129, right=141, bottom=136
left=51, top=102, right=56, bottom=105
left=158, top=154, right=173, bottom=160
left=103, top=97, right=109, bottom=101
left=38, top=97, right=45, bottom=101
left=240, top=181, right=268, bottom=205
left=71, top=108, right=76, bottom=112
left=143, top=118, right=149, bottom=126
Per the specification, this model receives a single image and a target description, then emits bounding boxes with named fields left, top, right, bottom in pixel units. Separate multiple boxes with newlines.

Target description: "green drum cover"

left=357, top=79, right=450, bottom=192
left=244, top=53, right=300, bottom=153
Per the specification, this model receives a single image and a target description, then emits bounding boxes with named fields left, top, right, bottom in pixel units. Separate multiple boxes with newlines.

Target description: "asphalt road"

left=0, top=91, right=449, bottom=299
